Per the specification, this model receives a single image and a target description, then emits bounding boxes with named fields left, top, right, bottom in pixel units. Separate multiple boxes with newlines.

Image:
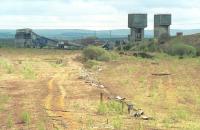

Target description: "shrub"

left=167, top=43, right=197, bottom=57
left=195, top=45, right=200, bottom=56
left=84, top=60, right=100, bottom=69
left=131, top=41, right=160, bottom=52
left=83, top=46, right=118, bottom=61
left=122, top=43, right=133, bottom=51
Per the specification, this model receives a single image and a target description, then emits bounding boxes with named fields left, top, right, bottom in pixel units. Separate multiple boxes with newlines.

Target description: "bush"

left=195, top=45, right=200, bottom=56
left=130, top=40, right=160, bottom=52
left=167, top=43, right=197, bottom=57
left=83, top=46, right=118, bottom=61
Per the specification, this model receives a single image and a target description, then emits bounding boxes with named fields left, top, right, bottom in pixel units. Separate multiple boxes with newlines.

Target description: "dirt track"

left=44, top=55, right=81, bottom=130
left=43, top=54, right=102, bottom=130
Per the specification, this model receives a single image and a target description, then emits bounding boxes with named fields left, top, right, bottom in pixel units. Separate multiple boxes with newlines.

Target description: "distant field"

left=0, top=39, right=15, bottom=47
left=0, top=48, right=200, bottom=130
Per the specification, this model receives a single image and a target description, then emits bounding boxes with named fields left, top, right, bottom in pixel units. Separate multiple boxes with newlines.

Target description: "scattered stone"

left=141, top=115, right=153, bottom=120
left=99, top=85, right=105, bottom=88
left=115, top=96, right=126, bottom=100
left=131, top=109, right=144, bottom=118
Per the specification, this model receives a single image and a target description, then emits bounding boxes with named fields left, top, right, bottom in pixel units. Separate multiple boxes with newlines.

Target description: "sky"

left=0, top=0, right=200, bottom=30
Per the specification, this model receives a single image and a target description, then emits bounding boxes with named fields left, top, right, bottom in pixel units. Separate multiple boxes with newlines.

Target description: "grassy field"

left=0, top=48, right=200, bottom=130
left=96, top=54, right=200, bottom=130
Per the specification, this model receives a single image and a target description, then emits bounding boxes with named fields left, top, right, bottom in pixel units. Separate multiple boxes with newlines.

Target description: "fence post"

left=100, top=93, right=103, bottom=103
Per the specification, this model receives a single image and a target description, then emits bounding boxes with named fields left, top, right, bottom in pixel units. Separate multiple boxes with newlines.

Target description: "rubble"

left=79, top=68, right=106, bottom=89
left=80, top=68, right=153, bottom=121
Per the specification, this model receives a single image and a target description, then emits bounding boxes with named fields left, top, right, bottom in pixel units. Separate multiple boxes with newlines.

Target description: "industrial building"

left=128, top=14, right=147, bottom=43
left=154, top=14, right=172, bottom=41
left=15, top=28, right=58, bottom=48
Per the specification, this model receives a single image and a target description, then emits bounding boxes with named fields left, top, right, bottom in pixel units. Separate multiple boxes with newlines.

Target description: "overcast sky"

left=0, top=0, right=200, bottom=30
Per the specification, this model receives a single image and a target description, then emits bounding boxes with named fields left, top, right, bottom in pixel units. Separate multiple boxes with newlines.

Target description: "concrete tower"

left=128, top=14, right=147, bottom=43
left=15, top=28, right=33, bottom=48
left=154, top=14, right=172, bottom=40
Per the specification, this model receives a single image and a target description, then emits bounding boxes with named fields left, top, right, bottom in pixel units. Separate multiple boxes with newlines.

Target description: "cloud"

left=0, top=0, right=200, bottom=29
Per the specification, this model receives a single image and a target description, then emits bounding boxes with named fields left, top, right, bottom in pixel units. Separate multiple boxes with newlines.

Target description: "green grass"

left=97, top=100, right=124, bottom=115
left=21, top=111, right=31, bottom=125
left=86, top=116, right=94, bottom=129
left=96, top=54, right=200, bottom=129
left=22, top=64, right=36, bottom=79
left=107, top=101, right=123, bottom=115
left=174, top=107, right=190, bottom=121
left=0, top=58, right=14, bottom=74
left=97, top=102, right=108, bottom=115
left=7, top=114, right=14, bottom=128
left=112, top=116, right=123, bottom=130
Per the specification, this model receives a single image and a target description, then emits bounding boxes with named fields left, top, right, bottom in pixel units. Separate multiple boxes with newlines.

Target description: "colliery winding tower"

left=128, top=14, right=147, bottom=43
left=154, top=14, right=172, bottom=40
left=15, top=28, right=58, bottom=48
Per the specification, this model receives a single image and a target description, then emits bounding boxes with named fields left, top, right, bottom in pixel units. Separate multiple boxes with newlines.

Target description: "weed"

left=0, top=58, right=14, bottom=74
left=22, top=64, right=36, bottom=79
left=7, top=114, right=14, bottom=128
left=97, top=103, right=108, bottom=115
left=86, top=116, right=94, bottom=129
left=162, top=115, right=177, bottom=128
left=175, top=108, right=190, bottom=120
left=112, top=116, right=123, bottom=130
left=21, top=111, right=31, bottom=125
left=107, top=101, right=123, bottom=114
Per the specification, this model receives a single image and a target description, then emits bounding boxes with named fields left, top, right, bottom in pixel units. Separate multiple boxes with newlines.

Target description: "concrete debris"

left=80, top=68, right=153, bottom=121
left=141, top=115, right=153, bottom=120
left=99, top=85, right=105, bottom=88
left=79, top=68, right=106, bottom=89
left=115, top=96, right=126, bottom=100
left=132, top=109, right=144, bottom=117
